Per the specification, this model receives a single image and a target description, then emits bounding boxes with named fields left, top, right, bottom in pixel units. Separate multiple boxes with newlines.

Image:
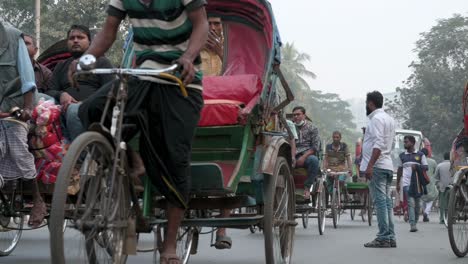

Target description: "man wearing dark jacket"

left=396, top=135, right=429, bottom=232
left=46, top=25, right=114, bottom=141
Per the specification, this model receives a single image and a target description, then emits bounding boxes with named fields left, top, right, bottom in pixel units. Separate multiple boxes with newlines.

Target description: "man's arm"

left=396, top=167, right=402, bottom=191
left=86, top=15, right=122, bottom=58
left=42, top=66, right=54, bottom=92
left=365, top=118, right=385, bottom=178
left=17, top=38, right=36, bottom=120
left=421, top=154, right=429, bottom=171
left=346, top=154, right=353, bottom=173
left=421, top=154, right=430, bottom=182
left=178, top=5, right=208, bottom=85
left=367, top=148, right=382, bottom=171
left=46, top=64, right=65, bottom=101
left=434, top=165, right=441, bottom=190
left=310, top=126, right=320, bottom=155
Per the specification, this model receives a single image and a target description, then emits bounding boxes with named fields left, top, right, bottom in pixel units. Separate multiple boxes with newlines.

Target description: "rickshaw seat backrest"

left=202, top=74, right=262, bottom=104
left=198, top=74, right=262, bottom=127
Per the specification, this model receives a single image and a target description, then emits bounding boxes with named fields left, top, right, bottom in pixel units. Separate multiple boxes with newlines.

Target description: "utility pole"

left=35, top=0, right=41, bottom=55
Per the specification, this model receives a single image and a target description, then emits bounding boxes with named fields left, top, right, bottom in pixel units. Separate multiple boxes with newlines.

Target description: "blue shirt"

left=17, top=38, right=36, bottom=94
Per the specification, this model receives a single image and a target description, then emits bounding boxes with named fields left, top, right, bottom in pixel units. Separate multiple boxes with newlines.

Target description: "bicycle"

left=49, top=54, right=188, bottom=264
left=447, top=166, right=468, bottom=257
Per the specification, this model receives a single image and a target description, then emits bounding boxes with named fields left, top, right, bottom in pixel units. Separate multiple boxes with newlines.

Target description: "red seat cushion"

left=198, top=75, right=262, bottom=127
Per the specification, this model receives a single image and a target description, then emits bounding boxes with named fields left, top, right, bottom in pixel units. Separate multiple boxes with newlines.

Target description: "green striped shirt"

left=108, top=0, right=206, bottom=89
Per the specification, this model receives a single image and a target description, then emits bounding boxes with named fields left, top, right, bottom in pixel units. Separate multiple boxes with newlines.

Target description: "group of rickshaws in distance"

left=1, top=0, right=468, bottom=263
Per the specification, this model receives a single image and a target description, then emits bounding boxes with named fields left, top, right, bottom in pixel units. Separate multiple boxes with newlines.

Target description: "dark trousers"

left=79, top=78, right=203, bottom=208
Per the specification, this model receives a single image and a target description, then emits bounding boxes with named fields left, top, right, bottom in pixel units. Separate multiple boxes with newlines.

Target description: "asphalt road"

left=0, top=211, right=465, bottom=264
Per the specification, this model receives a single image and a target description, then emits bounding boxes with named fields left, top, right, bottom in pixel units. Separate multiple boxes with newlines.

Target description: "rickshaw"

left=0, top=38, right=73, bottom=257
left=447, top=83, right=468, bottom=257
left=48, top=0, right=297, bottom=263
left=294, top=168, right=327, bottom=234
left=327, top=171, right=372, bottom=227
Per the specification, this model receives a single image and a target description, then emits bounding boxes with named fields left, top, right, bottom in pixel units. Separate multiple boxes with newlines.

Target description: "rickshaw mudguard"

left=250, top=136, right=291, bottom=204
left=259, top=136, right=291, bottom=176
left=452, top=167, right=468, bottom=186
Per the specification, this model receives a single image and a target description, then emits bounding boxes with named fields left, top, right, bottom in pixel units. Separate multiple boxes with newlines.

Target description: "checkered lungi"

left=0, top=119, right=36, bottom=186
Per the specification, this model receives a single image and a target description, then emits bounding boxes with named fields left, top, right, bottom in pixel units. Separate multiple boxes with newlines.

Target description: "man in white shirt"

left=361, top=91, right=396, bottom=248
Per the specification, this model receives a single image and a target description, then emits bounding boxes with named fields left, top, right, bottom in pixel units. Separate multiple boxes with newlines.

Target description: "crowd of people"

left=289, top=91, right=453, bottom=248
left=0, top=1, right=458, bottom=262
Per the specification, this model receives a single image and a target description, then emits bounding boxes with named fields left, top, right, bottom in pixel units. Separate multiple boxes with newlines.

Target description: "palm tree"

left=281, top=42, right=317, bottom=91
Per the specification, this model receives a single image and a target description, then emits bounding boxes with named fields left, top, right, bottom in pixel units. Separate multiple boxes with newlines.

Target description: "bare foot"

left=28, top=200, right=47, bottom=228
left=160, top=252, right=180, bottom=264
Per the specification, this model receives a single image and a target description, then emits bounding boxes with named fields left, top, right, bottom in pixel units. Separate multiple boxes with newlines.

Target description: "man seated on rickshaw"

left=0, top=21, right=47, bottom=228
left=199, top=15, right=233, bottom=250
left=201, top=16, right=223, bottom=77
left=323, top=131, right=353, bottom=192
left=45, top=24, right=114, bottom=142
left=292, top=106, right=321, bottom=199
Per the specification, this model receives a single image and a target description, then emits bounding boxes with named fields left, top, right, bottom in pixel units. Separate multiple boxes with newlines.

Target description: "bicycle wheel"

left=331, top=187, right=338, bottom=229
left=50, top=132, right=129, bottom=264
left=302, top=212, right=309, bottom=229
left=0, top=192, right=23, bottom=256
left=317, top=183, right=326, bottom=236
left=153, top=226, right=194, bottom=264
left=264, top=156, right=295, bottom=264
left=448, top=185, right=468, bottom=257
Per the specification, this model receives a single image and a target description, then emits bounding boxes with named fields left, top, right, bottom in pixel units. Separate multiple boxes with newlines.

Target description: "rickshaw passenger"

left=23, top=34, right=53, bottom=93
left=200, top=16, right=233, bottom=250
left=0, top=22, right=47, bottom=228
left=323, top=131, right=353, bottom=190
left=200, top=16, right=223, bottom=77
left=292, top=106, right=320, bottom=199
left=45, top=25, right=114, bottom=142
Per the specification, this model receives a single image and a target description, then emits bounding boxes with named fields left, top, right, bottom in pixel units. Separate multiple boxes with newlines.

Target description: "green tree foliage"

left=0, top=0, right=127, bottom=65
left=279, top=42, right=359, bottom=149
left=0, top=0, right=35, bottom=32
left=398, top=14, right=468, bottom=154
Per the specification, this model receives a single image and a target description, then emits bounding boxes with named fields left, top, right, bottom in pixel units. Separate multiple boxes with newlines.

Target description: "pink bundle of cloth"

left=29, top=99, right=65, bottom=184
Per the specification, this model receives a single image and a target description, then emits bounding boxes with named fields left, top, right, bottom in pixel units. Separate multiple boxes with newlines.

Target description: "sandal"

left=28, top=201, right=47, bottom=228
left=160, top=253, right=181, bottom=264
left=214, top=235, right=232, bottom=250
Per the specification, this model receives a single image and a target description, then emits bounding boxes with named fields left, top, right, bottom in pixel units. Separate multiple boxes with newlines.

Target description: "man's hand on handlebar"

left=176, top=55, right=195, bottom=86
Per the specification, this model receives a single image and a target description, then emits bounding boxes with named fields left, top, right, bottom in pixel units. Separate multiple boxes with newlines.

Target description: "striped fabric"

left=108, top=0, right=206, bottom=90
left=0, top=120, right=36, bottom=184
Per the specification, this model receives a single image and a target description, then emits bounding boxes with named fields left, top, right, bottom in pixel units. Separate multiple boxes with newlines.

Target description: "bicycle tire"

left=448, top=185, right=468, bottom=257
left=50, top=131, right=129, bottom=264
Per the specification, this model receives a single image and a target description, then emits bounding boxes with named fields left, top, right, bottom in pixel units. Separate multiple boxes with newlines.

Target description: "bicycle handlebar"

left=76, top=65, right=179, bottom=76
left=327, top=171, right=350, bottom=176
left=76, top=55, right=187, bottom=97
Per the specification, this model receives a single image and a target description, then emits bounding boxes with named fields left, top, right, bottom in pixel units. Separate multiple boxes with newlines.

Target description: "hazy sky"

left=269, top=0, right=468, bottom=99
